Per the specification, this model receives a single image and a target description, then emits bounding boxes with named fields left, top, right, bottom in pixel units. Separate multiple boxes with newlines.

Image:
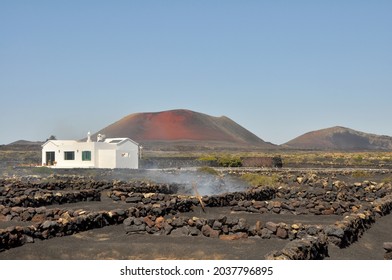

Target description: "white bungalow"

left=41, top=133, right=139, bottom=169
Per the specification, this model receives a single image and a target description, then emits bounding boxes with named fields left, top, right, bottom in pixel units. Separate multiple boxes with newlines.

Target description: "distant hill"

left=91, top=109, right=276, bottom=150
left=8, top=140, right=43, bottom=146
left=282, top=126, right=392, bottom=151
left=0, top=140, right=43, bottom=151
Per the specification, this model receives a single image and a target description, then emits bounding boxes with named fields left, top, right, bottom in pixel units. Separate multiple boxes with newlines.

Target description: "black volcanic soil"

left=1, top=167, right=392, bottom=260
left=0, top=197, right=388, bottom=260
left=0, top=205, right=338, bottom=260
left=0, top=225, right=287, bottom=260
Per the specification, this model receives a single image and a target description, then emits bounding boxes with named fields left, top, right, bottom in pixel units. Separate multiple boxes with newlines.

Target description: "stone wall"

left=324, top=194, right=392, bottom=248
left=0, top=208, right=128, bottom=252
left=0, top=190, right=101, bottom=208
left=123, top=214, right=306, bottom=240
left=231, top=181, right=392, bottom=216
left=107, top=186, right=277, bottom=209
left=265, top=235, right=328, bottom=260
left=0, top=177, right=111, bottom=191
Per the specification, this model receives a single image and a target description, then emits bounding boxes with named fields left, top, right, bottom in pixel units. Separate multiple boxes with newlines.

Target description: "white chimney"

left=87, top=131, right=91, bottom=142
left=97, top=134, right=105, bottom=142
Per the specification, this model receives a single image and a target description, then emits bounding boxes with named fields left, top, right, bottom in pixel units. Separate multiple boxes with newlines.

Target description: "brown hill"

left=8, top=140, right=43, bottom=146
left=0, top=140, right=43, bottom=151
left=91, top=109, right=275, bottom=150
left=282, top=126, right=392, bottom=151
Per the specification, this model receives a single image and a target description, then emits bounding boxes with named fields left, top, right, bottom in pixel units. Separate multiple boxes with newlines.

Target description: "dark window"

left=46, top=151, right=55, bottom=165
left=82, top=151, right=91, bottom=161
left=64, top=151, right=75, bottom=160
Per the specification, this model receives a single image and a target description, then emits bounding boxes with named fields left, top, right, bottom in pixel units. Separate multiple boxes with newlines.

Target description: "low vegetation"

left=280, top=151, right=392, bottom=168
left=197, top=166, right=219, bottom=176
left=241, top=173, right=279, bottom=187
left=351, top=170, right=371, bottom=179
left=217, top=155, right=242, bottom=167
left=198, top=154, right=243, bottom=167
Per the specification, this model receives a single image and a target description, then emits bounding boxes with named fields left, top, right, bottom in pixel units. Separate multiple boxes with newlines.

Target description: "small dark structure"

left=241, top=156, right=283, bottom=168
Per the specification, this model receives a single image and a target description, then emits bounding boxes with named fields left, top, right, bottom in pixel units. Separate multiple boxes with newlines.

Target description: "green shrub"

left=354, top=155, right=363, bottom=163
left=197, top=166, right=219, bottom=176
left=381, top=177, right=392, bottom=184
left=351, top=170, right=369, bottom=178
left=217, top=155, right=242, bottom=167
left=198, top=155, right=218, bottom=161
left=241, top=173, right=278, bottom=187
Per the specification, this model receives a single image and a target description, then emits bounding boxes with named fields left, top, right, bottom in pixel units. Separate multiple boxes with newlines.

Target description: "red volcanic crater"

left=91, top=109, right=274, bottom=148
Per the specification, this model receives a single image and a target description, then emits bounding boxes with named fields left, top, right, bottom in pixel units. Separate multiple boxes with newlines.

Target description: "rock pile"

left=0, top=176, right=110, bottom=191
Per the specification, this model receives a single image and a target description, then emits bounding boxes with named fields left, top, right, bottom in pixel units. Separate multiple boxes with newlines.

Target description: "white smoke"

left=138, top=169, right=250, bottom=196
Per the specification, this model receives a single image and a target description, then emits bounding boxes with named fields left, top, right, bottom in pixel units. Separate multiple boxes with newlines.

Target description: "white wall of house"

left=115, top=140, right=139, bottom=169
left=97, top=149, right=116, bottom=169
left=42, top=138, right=139, bottom=169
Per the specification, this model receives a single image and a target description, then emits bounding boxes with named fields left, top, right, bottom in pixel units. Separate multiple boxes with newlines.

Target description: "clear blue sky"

left=1, top=1, right=391, bottom=145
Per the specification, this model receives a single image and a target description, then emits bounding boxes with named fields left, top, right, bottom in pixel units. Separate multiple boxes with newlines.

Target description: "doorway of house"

left=46, top=151, right=55, bottom=165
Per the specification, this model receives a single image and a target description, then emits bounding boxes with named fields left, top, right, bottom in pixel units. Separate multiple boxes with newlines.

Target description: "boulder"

left=189, top=227, right=201, bottom=236
left=265, top=222, right=278, bottom=233
left=0, top=213, right=7, bottom=222
left=255, top=220, right=263, bottom=232
left=143, top=216, right=155, bottom=228
left=201, top=225, right=220, bottom=238
left=171, top=217, right=186, bottom=227
left=324, top=226, right=345, bottom=238
left=306, top=226, right=319, bottom=236
left=322, top=208, right=335, bottom=215
left=170, top=227, right=190, bottom=237
left=125, top=196, right=143, bottom=203
left=212, top=220, right=222, bottom=230
left=276, top=227, right=288, bottom=239
left=155, top=217, right=165, bottom=229
left=260, top=228, right=272, bottom=239
left=232, top=218, right=249, bottom=233
left=296, top=177, right=304, bottom=184
left=291, top=224, right=300, bottom=230
left=40, top=220, right=57, bottom=230
left=163, top=222, right=173, bottom=235
left=125, top=224, right=146, bottom=234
